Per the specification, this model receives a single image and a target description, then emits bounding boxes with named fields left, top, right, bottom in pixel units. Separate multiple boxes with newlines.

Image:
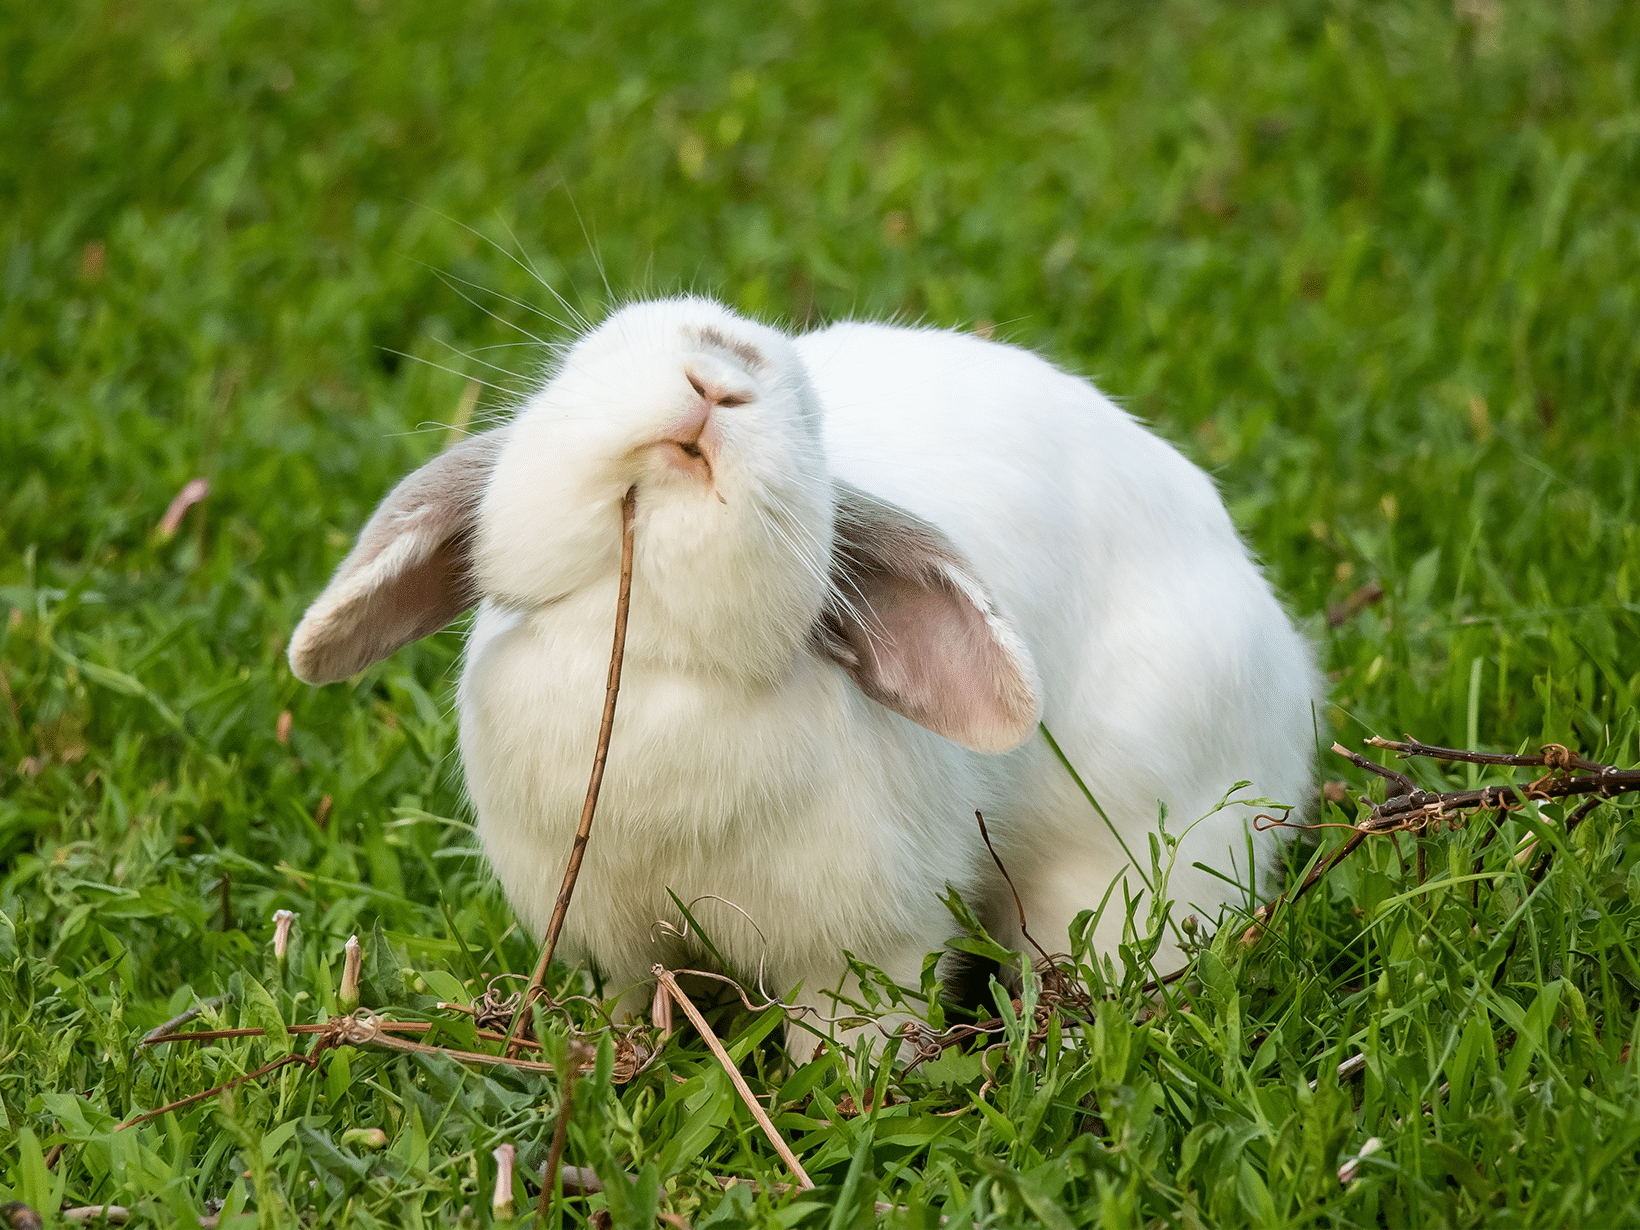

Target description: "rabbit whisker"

left=381, top=350, right=517, bottom=398
left=414, top=202, right=595, bottom=334
left=427, top=268, right=556, bottom=345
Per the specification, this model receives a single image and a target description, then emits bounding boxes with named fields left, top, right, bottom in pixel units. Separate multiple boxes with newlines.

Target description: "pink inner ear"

left=821, top=480, right=1041, bottom=753
left=290, top=532, right=479, bottom=685
left=857, top=571, right=998, bottom=724
left=289, top=428, right=505, bottom=685
left=363, top=532, right=479, bottom=655
left=826, top=558, right=1041, bottom=754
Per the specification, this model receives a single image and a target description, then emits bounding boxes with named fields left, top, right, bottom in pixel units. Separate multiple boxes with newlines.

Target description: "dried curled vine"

left=1240, top=736, right=1639, bottom=942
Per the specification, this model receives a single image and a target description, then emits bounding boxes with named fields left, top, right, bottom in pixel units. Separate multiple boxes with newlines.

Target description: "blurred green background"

left=4, top=0, right=1636, bottom=753
left=2, top=0, right=1639, bottom=1222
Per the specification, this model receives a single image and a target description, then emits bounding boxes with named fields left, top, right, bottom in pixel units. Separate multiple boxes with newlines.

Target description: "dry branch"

left=1341, top=738, right=1638, bottom=825
left=1241, top=736, right=1638, bottom=943
left=1327, top=580, right=1384, bottom=627
left=1368, top=734, right=1606, bottom=773
left=136, top=994, right=230, bottom=1052
left=144, top=1018, right=554, bottom=1053
left=506, top=484, right=638, bottom=1056
left=118, top=1052, right=312, bottom=1130
left=124, top=1010, right=573, bottom=1131
left=976, top=810, right=1056, bottom=972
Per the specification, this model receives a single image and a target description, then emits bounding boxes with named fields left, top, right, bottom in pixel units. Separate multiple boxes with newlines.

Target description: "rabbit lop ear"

left=821, top=481, right=1042, bottom=754
left=288, top=429, right=507, bottom=685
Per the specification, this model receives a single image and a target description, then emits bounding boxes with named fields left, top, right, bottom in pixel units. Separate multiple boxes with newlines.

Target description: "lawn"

left=3, top=0, right=1639, bottom=1225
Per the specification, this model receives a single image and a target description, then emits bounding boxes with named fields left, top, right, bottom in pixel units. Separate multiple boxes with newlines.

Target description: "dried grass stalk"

left=654, top=965, right=814, bottom=1191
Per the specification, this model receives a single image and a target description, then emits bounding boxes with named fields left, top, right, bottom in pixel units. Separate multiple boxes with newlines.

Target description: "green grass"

left=3, top=0, right=1639, bottom=1224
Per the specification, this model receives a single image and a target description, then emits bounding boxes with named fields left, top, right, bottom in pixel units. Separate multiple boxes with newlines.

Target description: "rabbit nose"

left=686, top=369, right=753, bottom=408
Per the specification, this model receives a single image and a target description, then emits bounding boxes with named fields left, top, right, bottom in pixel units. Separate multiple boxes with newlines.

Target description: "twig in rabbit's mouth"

left=504, top=485, right=638, bottom=1056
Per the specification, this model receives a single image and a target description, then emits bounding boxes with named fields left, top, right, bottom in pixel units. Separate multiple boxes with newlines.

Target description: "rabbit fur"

left=289, top=296, right=1320, bottom=1057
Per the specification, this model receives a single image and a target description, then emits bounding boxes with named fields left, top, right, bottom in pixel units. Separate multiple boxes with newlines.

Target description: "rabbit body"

left=291, top=297, right=1318, bottom=1053
left=800, top=323, right=1320, bottom=954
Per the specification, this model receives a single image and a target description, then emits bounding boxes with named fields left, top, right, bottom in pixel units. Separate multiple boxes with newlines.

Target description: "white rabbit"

left=289, top=296, right=1319, bottom=1058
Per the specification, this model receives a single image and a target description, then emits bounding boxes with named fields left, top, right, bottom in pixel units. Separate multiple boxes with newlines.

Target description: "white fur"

left=323, top=297, right=1320, bottom=1054
left=799, top=322, right=1320, bottom=966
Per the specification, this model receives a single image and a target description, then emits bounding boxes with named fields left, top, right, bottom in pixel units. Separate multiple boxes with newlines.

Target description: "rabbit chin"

left=472, top=483, right=836, bottom=687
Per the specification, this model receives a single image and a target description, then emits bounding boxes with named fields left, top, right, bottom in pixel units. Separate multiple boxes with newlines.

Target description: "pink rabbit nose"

left=685, top=369, right=751, bottom=408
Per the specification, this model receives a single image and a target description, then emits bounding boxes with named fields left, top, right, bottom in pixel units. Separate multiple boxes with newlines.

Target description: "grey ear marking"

left=820, top=480, right=1042, bottom=754
left=288, top=428, right=508, bottom=685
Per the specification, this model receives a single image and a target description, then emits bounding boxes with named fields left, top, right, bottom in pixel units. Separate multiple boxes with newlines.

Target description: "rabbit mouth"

left=653, top=394, right=722, bottom=487
left=659, top=437, right=714, bottom=484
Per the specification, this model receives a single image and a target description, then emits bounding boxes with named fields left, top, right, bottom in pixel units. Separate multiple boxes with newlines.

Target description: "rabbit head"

left=288, top=297, right=1041, bottom=753
left=476, top=297, right=835, bottom=684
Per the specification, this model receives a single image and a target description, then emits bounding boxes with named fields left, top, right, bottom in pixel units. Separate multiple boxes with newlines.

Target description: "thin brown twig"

left=1327, top=581, right=1384, bottom=627
left=1367, top=735, right=1605, bottom=774
left=278, top=1014, right=563, bottom=1073
left=1144, top=966, right=1191, bottom=991
left=896, top=810, right=1193, bottom=1077
left=1366, top=773, right=1631, bottom=825
left=506, top=485, right=637, bottom=1058
left=1340, top=740, right=1637, bottom=826
left=901, top=813, right=1118, bottom=1076
left=538, top=1043, right=591, bottom=1221
left=143, top=1019, right=557, bottom=1053
left=975, top=810, right=1056, bottom=972
left=125, top=1011, right=571, bottom=1130
left=117, top=1053, right=312, bottom=1130
left=1331, top=742, right=1420, bottom=799
left=654, top=965, right=814, bottom=1191
left=135, top=995, right=230, bottom=1054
